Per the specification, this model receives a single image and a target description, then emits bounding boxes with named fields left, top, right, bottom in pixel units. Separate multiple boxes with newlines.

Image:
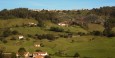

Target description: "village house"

left=18, top=35, right=24, bottom=40
left=33, top=52, right=48, bottom=58
left=16, top=52, right=48, bottom=58
left=16, top=52, right=30, bottom=58
left=28, top=22, right=37, bottom=26
left=58, top=21, right=69, bottom=27
left=34, top=43, right=41, bottom=48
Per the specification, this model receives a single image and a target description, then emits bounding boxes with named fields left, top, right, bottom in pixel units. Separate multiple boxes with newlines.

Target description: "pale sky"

left=0, top=0, right=115, bottom=10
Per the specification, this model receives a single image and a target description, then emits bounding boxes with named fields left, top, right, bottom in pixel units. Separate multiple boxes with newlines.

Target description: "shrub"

left=3, top=29, right=12, bottom=37
left=103, top=30, right=115, bottom=37
left=37, top=34, right=56, bottom=40
left=27, top=34, right=33, bottom=37
left=18, top=47, right=26, bottom=56
left=90, top=31, right=102, bottom=36
left=50, top=27, right=64, bottom=32
left=12, top=30, right=19, bottom=35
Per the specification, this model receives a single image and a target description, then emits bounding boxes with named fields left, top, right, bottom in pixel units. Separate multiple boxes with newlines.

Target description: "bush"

left=27, top=34, right=33, bottom=37
left=12, top=30, right=19, bottom=35
left=37, top=34, right=56, bottom=40
left=18, top=47, right=26, bottom=56
left=50, top=27, right=64, bottom=32
left=3, top=29, right=12, bottom=37
left=103, top=30, right=115, bottom=37
left=90, top=31, right=102, bottom=36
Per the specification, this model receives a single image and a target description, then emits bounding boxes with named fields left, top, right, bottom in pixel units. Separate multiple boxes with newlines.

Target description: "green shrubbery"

left=35, top=34, right=57, bottom=40
left=50, top=27, right=64, bottom=32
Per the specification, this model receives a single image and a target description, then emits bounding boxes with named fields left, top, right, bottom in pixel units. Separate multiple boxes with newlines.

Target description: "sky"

left=0, top=0, right=115, bottom=10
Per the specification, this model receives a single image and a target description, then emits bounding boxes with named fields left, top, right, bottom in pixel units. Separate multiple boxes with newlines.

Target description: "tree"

left=12, top=30, right=19, bottom=35
left=90, top=31, right=102, bottom=36
left=103, top=18, right=115, bottom=37
left=3, top=29, right=12, bottom=37
left=50, top=27, right=64, bottom=32
left=18, top=47, right=26, bottom=57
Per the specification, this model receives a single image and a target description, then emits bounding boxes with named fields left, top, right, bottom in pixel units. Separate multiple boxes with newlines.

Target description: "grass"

left=0, top=18, right=115, bottom=58
left=1, top=36, right=115, bottom=58
left=88, top=23, right=104, bottom=32
left=11, top=27, right=46, bottom=35
left=0, top=18, right=38, bottom=28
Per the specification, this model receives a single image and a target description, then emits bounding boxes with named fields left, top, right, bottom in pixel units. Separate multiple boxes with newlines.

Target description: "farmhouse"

left=33, top=52, right=48, bottom=58
left=34, top=44, right=40, bottom=48
left=18, top=35, right=24, bottom=40
left=58, top=21, right=69, bottom=27
left=16, top=52, right=30, bottom=58
left=28, top=22, right=37, bottom=26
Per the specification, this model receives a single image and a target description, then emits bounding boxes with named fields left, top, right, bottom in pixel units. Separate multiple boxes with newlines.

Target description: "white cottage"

left=18, top=35, right=24, bottom=40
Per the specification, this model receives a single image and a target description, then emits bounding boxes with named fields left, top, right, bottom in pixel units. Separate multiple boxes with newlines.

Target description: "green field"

left=1, top=36, right=115, bottom=58
left=0, top=18, right=115, bottom=58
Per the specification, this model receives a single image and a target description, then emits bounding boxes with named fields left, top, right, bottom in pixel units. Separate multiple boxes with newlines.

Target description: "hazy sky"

left=0, top=0, right=115, bottom=10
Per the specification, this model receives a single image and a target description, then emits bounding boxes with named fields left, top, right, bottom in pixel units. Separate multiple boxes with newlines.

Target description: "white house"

left=58, top=22, right=69, bottom=27
left=18, top=35, right=24, bottom=40
left=34, top=44, right=40, bottom=47
left=16, top=52, right=30, bottom=58
left=33, top=52, right=48, bottom=58
left=28, top=22, right=37, bottom=26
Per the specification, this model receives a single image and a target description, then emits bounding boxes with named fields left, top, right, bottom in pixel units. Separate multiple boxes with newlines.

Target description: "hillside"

left=0, top=6, right=115, bottom=58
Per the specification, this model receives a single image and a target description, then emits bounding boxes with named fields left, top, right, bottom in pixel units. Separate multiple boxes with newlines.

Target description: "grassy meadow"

left=0, top=18, right=115, bottom=58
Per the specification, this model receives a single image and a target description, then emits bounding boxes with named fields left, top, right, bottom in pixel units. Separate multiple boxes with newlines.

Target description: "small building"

left=16, top=52, right=30, bottom=58
left=18, top=35, right=24, bottom=40
left=28, top=22, right=37, bottom=26
left=33, top=52, right=48, bottom=58
left=34, top=42, right=41, bottom=48
left=34, top=44, right=40, bottom=48
left=58, top=21, right=69, bottom=27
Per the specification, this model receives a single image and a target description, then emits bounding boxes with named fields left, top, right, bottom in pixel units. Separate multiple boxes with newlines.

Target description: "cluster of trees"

left=35, top=34, right=57, bottom=40
left=0, top=8, right=59, bottom=23
left=91, top=6, right=115, bottom=18
left=0, top=29, right=19, bottom=37
left=50, top=27, right=64, bottom=32
left=103, top=18, right=115, bottom=37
